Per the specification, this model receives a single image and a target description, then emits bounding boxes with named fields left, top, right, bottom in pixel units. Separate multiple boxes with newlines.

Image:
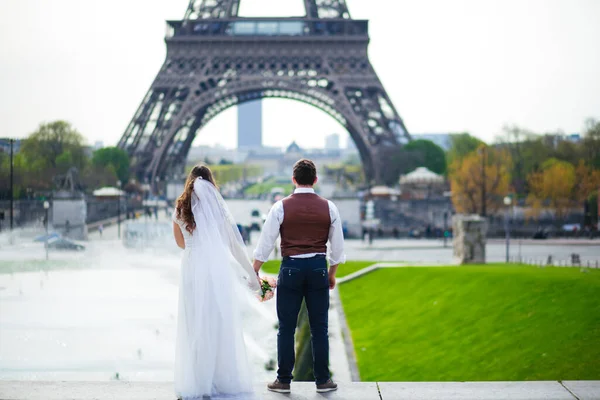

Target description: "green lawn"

left=260, top=260, right=374, bottom=278
left=338, top=264, right=600, bottom=381
left=244, top=179, right=294, bottom=196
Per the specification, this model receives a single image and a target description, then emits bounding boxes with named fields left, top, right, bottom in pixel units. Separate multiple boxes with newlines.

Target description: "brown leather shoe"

left=316, top=379, right=338, bottom=393
left=267, top=379, right=291, bottom=393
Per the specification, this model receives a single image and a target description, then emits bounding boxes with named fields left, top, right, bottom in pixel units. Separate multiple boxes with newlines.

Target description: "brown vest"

left=280, top=193, right=331, bottom=257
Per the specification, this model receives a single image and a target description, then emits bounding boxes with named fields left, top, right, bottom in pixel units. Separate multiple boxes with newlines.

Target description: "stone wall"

left=360, top=197, right=453, bottom=235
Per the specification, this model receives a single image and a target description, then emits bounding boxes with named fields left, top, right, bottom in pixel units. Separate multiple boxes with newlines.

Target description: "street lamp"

left=8, top=139, right=14, bottom=231
left=443, top=191, right=452, bottom=248
left=443, top=211, right=449, bottom=248
left=43, top=201, right=50, bottom=260
left=155, top=176, right=161, bottom=196
left=503, top=195, right=512, bottom=263
left=117, top=180, right=122, bottom=239
left=480, top=146, right=487, bottom=218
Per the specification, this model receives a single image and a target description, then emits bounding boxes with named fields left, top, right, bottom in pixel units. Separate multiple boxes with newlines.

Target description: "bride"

left=172, top=164, right=261, bottom=400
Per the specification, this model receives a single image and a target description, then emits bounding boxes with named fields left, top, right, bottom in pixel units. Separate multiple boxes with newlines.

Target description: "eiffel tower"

left=117, top=0, right=411, bottom=187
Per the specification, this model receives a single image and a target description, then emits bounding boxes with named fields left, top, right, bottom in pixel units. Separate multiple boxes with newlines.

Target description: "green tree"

left=3, top=122, right=88, bottom=193
left=379, top=147, right=423, bottom=186
left=554, top=139, right=580, bottom=165
left=447, top=133, right=485, bottom=166
left=56, top=151, right=74, bottom=172
left=496, top=126, right=549, bottom=195
left=404, top=139, right=447, bottom=175
left=343, top=153, right=361, bottom=166
left=581, top=118, right=600, bottom=169
left=81, top=164, right=120, bottom=191
left=198, top=164, right=262, bottom=184
left=0, top=150, right=10, bottom=197
left=20, top=121, right=87, bottom=173
left=91, top=147, right=130, bottom=183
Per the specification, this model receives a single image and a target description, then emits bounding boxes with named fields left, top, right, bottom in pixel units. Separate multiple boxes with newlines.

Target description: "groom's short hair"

left=293, top=159, right=317, bottom=186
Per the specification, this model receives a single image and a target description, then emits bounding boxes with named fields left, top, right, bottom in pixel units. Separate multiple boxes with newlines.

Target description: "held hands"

left=255, top=271, right=262, bottom=289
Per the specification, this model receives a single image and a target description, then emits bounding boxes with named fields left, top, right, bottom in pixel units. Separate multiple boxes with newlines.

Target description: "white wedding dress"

left=173, top=178, right=260, bottom=400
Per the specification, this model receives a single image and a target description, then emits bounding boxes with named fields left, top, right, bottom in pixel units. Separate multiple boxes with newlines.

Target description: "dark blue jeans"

left=276, top=255, right=330, bottom=385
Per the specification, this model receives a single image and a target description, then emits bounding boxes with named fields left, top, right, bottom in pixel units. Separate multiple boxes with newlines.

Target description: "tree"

left=496, top=125, right=547, bottom=194
left=80, top=164, right=120, bottom=191
left=526, top=158, right=600, bottom=222
left=203, top=164, right=262, bottom=184
left=323, top=164, right=364, bottom=187
left=0, top=150, right=8, bottom=197
left=588, top=191, right=598, bottom=228
left=343, top=153, right=361, bottom=166
left=56, top=151, right=74, bottom=172
left=449, top=145, right=512, bottom=215
left=15, top=121, right=88, bottom=191
left=575, top=160, right=600, bottom=227
left=554, top=139, right=580, bottom=165
left=92, top=147, right=130, bottom=183
left=526, top=159, right=576, bottom=221
left=404, top=139, right=447, bottom=175
left=379, top=147, right=424, bottom=186
left=20, top=121, right=87, bottom=173
left=581, top=118, right=600, bottom=169
left=574, top=160, right=600, bottom=204
left=447, top=133, right=485, bottom=166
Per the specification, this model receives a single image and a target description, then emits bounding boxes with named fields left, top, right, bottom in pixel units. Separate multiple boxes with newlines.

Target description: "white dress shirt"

left=253, top=188, right=346, bottom=265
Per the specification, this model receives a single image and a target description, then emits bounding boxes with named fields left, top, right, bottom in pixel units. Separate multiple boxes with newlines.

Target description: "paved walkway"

left=337, top=262, right=451, bottom=284
left=1, top=381, right=599, bottom=399
left=337, top=238, right=600, bottom=265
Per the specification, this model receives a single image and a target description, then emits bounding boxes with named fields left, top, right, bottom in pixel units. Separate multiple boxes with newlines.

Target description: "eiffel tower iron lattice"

left=117, top=0, right=411, bottom=188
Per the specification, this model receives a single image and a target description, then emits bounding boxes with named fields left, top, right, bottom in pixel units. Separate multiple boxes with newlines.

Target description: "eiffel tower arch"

left=118, top=0, right=411, bottom=187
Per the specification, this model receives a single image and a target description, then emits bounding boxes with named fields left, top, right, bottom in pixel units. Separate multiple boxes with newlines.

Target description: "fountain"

left=0, top=216, right=278, bottom=382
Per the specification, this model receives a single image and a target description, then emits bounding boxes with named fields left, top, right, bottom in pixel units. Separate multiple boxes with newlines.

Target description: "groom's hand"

left=328, top=272, right=336, bottom=290
left=253, top=259, right=264, bottom=275
left=328, top=264, right=339, bottom=290
left=253, top=259, right=264, bottom=287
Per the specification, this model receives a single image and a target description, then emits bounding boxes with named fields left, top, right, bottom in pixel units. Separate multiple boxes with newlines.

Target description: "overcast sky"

left=1, top=0, right=599, bottom=149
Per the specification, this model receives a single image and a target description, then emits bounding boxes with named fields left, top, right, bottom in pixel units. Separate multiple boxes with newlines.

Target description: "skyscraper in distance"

left=325, top=133, right=340, bottom=150
left=238, top=101, right=262, bottom=149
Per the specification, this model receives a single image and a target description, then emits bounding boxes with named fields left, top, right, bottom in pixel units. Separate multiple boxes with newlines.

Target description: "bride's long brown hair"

left=175, top=164, right=218, bottom=234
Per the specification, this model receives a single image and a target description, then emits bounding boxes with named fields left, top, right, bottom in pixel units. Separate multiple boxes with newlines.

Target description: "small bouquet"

left=257, top=276, right=277, bottom=302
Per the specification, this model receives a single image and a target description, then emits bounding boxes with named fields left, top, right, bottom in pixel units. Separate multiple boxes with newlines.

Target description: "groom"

left=253, top=159, right=345, bottom=394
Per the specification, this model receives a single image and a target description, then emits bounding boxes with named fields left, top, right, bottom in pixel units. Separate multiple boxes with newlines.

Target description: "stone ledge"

left=1, top=381, right=599, bottom=400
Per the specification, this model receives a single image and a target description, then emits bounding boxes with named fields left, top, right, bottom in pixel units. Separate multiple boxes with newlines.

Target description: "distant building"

left=325, top=133, right=340, bottom=150
left=565, top=133, right=581, bottom=143
left=544, top=133, right=581, bottom=148
left=0, top=139, right=21, bottom=154
left=346, top=138, right=357, bottom=150
left=238, top=101, right=262, bottom=149
left=245, top=141, right=343, bottom=177
left=410, top=133, right=452, bottom=151
left=340, top=136, right=359, bottom=158
left=93, top=141, right=104, bottom=151
left=187, top=145, right=241, bottom=164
